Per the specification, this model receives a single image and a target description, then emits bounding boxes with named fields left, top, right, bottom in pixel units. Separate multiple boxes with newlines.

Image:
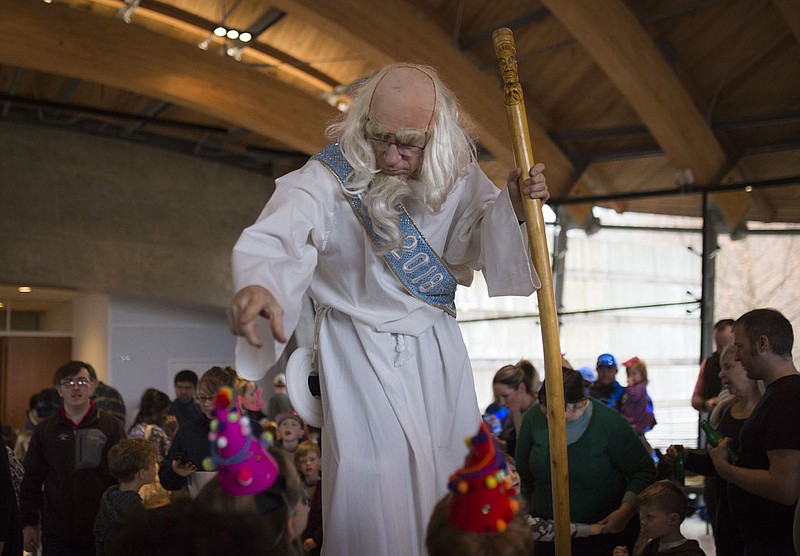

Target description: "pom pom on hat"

left=207, top=386, right=279, bottom=496
left=446, top=421, right=517, bottom=534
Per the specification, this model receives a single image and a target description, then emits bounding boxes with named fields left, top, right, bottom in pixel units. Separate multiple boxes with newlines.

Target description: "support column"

left=698, top=192, right=718, bottom=448
left=700, top=193, right=717, bottom=361
left=551, top=208, right=570, bottom=315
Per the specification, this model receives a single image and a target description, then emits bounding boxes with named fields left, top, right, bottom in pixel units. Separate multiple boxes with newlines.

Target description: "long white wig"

left=326, top=63, right=476, bottom=251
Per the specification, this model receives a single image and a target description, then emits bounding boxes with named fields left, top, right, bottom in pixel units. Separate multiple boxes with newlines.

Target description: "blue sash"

left=312, top=143, right=457, bottom=317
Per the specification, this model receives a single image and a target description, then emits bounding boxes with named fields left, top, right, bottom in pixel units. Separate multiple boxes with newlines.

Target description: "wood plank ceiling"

left=1, top=0, right=798, bottom=228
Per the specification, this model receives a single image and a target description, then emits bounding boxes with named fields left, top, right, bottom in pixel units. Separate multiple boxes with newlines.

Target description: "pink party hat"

left=206, top=387, right=279, bottom=496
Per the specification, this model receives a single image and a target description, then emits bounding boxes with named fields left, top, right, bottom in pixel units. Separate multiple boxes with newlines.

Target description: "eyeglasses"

left=60, top=377, right=91, bottom=387
left=196, top=394, right=214, bottom=404
left=365, top=128, right=427, bottom=157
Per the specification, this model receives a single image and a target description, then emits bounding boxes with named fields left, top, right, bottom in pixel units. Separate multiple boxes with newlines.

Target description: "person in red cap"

left=227, top=63, right=550, bottom=556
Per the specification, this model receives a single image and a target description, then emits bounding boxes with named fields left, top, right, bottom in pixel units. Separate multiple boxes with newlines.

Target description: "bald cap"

left=368, top=66, right=436, bottom=133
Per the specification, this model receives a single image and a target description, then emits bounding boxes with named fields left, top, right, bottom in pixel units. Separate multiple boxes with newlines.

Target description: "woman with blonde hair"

left=492, top=359, right=538, bottom=456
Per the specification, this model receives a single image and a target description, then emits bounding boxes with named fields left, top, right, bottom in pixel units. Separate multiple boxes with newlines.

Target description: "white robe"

left=232, top=158, right=538, bottom=556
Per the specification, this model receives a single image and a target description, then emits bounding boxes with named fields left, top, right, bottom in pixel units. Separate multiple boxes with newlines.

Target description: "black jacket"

left=19, top=404, right=126, bottom=542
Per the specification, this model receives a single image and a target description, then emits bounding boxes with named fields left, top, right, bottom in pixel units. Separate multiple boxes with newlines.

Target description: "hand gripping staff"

left=493, top=27, right=572, bottom=555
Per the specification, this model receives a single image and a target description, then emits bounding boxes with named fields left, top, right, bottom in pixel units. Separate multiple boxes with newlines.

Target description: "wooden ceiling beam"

left=270, top=0, right=585, bottom=195
left=540, top=0, right=750, bottom=227
left=539, top=0, right=728, bottom=182
left=83, top=0, right=338, bottom=93
left=773, top=0, right=800, bottom=44
left=0, top=0, right=334, bottom=154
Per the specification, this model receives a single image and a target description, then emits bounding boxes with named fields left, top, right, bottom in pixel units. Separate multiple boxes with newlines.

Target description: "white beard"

left=362, top=173, right=414, bottom=253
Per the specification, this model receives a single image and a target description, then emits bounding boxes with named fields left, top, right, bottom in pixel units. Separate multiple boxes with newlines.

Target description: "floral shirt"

left=128, top=423, right=171, bottom=460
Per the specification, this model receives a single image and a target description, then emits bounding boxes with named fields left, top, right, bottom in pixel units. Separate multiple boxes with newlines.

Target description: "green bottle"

left=700, top=420, right=741, bottom=464
left=672, top=444, right=685, bottom=486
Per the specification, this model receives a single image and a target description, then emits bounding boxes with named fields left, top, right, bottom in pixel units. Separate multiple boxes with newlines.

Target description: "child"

left=426, top=421, right=534, bottom=556
left=195, top=387, right=306, bottom=556
left=502, top=452, right=602, bottom=542
left=295, top=441, right=323, bottom=555
left=94, top=438, right=157, bottom=556
left=613, top=480, right=706, bottom=556
left=295, top=440, right=321, bottom=497
left=235, top=375, right=269, bottom=428
left=275, top=411, right=307, bottom=455
left=621, top=357, right=657, bottom=454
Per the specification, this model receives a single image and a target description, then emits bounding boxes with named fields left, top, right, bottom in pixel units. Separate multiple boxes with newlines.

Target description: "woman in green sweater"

left=516, top=367, right=656, bottom=555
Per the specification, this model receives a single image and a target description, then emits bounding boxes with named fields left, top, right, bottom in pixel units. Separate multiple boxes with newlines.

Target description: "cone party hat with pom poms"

left=205, top=386, right=279, bottom=496
left=447, top=420, right=518, bottom=533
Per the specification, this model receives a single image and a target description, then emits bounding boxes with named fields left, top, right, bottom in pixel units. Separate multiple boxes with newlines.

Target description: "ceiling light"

left=239, top=32, right=252, bottom=43
left=0, top=302, right=4, bottom=309
left=675, top=168, right=695, bottom=187
left=198, top=37, right=212, bottom=50
left=18, top=286, right=32, bottom=293
left=226, top=29, right=240, bottom=40
left=745, top=185, right=753, bottom=192
left=214, top=26, right=227, bottom=37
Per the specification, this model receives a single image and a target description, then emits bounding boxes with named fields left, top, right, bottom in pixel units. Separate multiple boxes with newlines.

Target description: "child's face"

left=297, top=451, right=321, bottom=480
left=196, top=388, right=216, bottom=420
left=240, top=383, right=265, bottom=412
left=279, top=419, right=304, bottom=442
left=638, top=504, right=676, bottom=540
left=505, top=463, right=520, bottom=491
left=627, top=368, right=643, bottom=385
left=141, top=459, right=157, bottom=485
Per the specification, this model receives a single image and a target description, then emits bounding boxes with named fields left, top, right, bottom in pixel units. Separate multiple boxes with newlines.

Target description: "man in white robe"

left=227, top=63, right=548, bottom=556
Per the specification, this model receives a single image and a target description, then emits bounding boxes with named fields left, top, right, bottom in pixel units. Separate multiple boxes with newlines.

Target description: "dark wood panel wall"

left=1, top=336, right=72, bottom=434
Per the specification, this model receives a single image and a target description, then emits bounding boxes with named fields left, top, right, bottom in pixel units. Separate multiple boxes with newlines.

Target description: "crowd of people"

left=0, top=361, right=326, bottom=556
left=0, top=314, right=797, bottom=556
left=480, top=310, right=799, bottom=555
left=1, top=59, right=798, bottom=556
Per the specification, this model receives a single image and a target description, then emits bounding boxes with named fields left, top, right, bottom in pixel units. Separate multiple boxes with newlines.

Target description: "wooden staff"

left=493, top=27, right=572, bottom=554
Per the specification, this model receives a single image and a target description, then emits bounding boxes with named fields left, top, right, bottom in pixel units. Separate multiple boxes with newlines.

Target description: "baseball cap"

left=596, top=353, right=617, bottom=368
left=578, top=366, right=596, bottom=382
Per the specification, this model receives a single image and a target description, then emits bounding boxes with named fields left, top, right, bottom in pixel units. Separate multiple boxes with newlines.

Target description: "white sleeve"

left=444, top=163, right=539, bottom=297
left=232, top=162, right=335, bottom=380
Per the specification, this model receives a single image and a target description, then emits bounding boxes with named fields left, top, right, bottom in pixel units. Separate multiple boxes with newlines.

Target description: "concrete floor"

left=682, top=515, right=715, bottom=555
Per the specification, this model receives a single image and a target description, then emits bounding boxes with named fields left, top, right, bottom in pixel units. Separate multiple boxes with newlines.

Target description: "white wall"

left=107, top=294, right=236, bottom=426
